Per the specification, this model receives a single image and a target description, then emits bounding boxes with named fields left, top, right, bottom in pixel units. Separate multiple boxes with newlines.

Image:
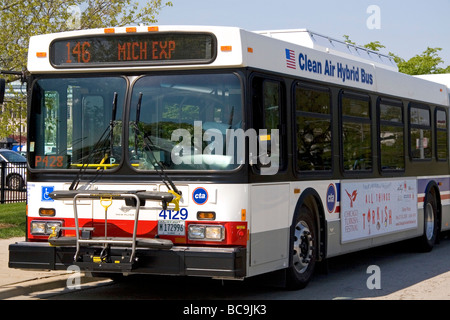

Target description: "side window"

left=341, top=92, right=372, bottom=172
left=410, top=104, right=431, bottom=160
left=436, top=108, right=448, bottom=161
left=378, top=99, right=404, bottom=171
left=295, top=83, right=332, bottom=172
left=252, top=76, right=283, bottom=173
left=263, top=81, right=281, bottom=132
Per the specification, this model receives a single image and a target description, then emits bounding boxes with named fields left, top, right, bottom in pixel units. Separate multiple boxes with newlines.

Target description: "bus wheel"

left=418, top=192, right=439, bottom=252
left=7, top=174, right=24, bottom=190
left=286, top=206, right=317, bottom=290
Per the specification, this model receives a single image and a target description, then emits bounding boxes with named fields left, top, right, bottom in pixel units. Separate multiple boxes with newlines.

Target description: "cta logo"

left=192, top=187, right=208, bottom=205
left=326, top=184, right=336, bottom=213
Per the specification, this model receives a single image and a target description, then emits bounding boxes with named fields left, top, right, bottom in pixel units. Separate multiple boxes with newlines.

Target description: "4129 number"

left=159, top=208, right=188, bottom=220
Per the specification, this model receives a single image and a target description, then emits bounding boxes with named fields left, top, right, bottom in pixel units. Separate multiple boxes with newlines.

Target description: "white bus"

left=7, top=26, right=450, bottom=289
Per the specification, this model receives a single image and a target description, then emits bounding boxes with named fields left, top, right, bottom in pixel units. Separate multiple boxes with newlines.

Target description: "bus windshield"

left=29, top=76, right=126, bottom=170
left=29, top=73, right=243, bottom=171
left=129, top=73, right=243, bottom=171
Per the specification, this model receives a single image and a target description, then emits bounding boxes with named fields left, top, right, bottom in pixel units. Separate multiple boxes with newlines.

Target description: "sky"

left=151, top=0, right=450, bottom=67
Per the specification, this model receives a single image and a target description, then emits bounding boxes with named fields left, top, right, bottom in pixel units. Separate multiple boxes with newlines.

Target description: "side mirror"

left=0, top=78, right=5, bottom=105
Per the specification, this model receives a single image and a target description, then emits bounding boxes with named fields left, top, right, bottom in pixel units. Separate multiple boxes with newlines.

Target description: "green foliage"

left=343, top=35, right=450, bottom=76
left=77, top=0, right=173, bottom=29
left=390, top=47, right=450, bottom=75
left=0, top=0, right=172, bottom=139
left=343, top=35, right=356, bottom=46
left=0, top=0, right=173, bottom=71
left=363, top=41, right=386, bottom=52
left=0, top=202, right=26, bottom=238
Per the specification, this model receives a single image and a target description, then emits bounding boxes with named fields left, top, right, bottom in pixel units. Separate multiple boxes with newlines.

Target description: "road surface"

left=7, top=233, right=450, bottom=301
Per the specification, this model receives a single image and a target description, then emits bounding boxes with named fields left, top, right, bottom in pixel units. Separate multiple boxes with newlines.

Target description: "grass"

left=0, top=202, right=26, bottom=239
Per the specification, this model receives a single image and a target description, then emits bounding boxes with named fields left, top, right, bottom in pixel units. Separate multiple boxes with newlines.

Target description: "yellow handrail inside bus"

left=71, top=163, right=120, bottom=168
left=97, top=154, right=109, bottom=170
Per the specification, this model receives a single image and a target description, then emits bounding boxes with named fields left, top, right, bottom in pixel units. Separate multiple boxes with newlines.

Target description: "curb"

left=0, top=273, right=107, bottom=299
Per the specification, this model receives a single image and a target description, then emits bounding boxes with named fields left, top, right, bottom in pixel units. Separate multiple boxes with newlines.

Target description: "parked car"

left=0, top=149, right=27, bottom=190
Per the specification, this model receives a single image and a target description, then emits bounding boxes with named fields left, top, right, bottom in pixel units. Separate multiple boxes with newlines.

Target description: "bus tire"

left=7, top=173, right=24, bottom=190
left=286, top=205, right=317, bottom=290
left=418, top=192, right=439, bottom=252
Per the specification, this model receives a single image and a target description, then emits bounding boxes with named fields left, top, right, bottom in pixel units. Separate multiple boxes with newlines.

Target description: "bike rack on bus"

left=48, top=189, right=175, bottom=271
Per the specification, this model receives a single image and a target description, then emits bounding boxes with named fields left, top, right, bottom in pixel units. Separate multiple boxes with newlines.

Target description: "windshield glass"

left=129, top=73, right=243, bottom=171
left=29, top=77, right=126, bottom=169
left=0, top=150, right=26, bottom=162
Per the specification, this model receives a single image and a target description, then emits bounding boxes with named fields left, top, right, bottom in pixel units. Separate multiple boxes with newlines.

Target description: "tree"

left=343, top=35, right=356, bottom=46
left=344, top=36, right=386, bottom=55
left=363, top=41, right=385, bottom=52
left=1, top=0, right=172, bottom=74
left=342, top=35, right=450, bottom=75
left=390, top=47, right=450, bottom=75
left=0, top=0, right=172, bottom=139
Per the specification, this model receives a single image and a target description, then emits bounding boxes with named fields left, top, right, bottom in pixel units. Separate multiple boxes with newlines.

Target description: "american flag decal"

left=285, top=49, right=296, bottom=69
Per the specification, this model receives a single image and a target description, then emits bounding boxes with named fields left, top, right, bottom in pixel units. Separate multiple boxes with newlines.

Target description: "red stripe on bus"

left=26, top=216, right=247, bottom=246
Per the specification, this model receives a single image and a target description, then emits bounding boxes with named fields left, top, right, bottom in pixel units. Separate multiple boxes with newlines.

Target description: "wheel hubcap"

left=425, top=202, right=435, bottom=241
left=292, top=220, right=313, bottom=274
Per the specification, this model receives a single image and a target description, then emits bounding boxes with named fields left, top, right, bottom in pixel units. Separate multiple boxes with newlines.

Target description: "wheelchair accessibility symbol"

left=42, top=186, right=54, bottom=202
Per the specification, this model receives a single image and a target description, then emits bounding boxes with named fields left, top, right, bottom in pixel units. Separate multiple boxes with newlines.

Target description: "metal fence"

left=0, top=161, right=26, bottom=203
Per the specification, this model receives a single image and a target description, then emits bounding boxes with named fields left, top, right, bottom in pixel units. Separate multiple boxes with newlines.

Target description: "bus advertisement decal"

left=340, top=178, right=418, bottom=243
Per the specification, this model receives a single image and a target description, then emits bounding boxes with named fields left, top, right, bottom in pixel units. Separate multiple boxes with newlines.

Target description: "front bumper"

left=9, top=241, right=246, bottom=279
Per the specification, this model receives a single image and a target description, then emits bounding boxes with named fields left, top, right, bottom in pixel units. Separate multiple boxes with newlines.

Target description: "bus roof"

left=256, top=29, right=398, bottom=72
left=415, top=74, right=450, bottom=89
left=27, top=25, right=449, bottom=106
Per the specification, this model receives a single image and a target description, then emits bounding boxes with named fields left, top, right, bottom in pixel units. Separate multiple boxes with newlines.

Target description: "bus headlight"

left=30, top=221, right=62, bottom=235
left=188, top=224, right=225, bottom=241
left=30, top=221, right=46, bottom=234
left=45, top=222, right=62, bottom=234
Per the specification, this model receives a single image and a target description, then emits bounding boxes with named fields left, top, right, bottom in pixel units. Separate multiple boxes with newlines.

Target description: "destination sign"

left=50, top=32, right=216, bottom=67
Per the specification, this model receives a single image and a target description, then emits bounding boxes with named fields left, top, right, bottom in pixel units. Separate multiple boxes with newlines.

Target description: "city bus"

left=6, top=25, right=450, bottom=289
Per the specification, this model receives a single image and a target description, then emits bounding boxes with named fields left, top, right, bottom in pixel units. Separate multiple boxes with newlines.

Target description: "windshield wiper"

left=133, top=93, right=181, bottom=197
left=69, top=92, right=118, bottom=190
left=134, top=92, right=143, bottom=156
left=110, top=92, right=118, bottom=159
